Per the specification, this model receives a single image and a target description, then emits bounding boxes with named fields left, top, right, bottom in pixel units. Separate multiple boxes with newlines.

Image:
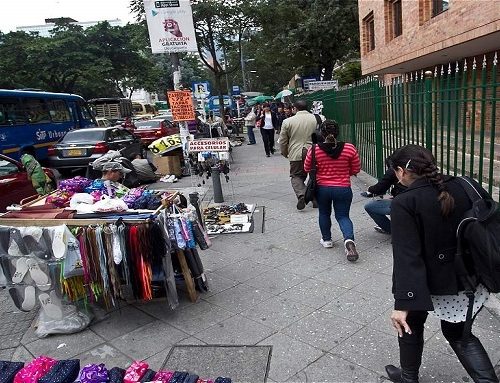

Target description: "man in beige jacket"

left=279, top=100, right=318, bottom=210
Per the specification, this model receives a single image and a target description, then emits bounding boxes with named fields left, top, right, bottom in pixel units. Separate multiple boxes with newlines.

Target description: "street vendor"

left=101, top=162, right=130, bottom=193
left=20, top=148, right=54, bottom=196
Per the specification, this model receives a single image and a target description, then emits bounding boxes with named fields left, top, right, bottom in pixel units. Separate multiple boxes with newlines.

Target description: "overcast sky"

left=0, top=0, right=137, bottom=33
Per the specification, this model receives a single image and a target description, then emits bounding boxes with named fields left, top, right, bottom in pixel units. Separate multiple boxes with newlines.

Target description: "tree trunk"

left=322, top=63, right=334, bottom=81
left=215, top=74, right=225, bottom=118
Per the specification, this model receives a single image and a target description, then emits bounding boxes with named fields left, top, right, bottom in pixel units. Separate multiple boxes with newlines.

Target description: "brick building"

left=358, top=0, right=500, bottom=75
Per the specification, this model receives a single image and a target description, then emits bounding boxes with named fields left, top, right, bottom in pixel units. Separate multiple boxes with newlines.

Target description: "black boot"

left=385, top=365, right=419, bottom=383
left=448, top=337, right=499, bottom=383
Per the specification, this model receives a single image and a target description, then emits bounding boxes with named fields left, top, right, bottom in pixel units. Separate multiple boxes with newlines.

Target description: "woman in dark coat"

left=386, top=144, right=498, bottom=383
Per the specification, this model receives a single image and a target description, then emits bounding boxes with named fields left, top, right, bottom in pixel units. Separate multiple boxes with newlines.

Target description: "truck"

left=88, top=98, right=133, bottom=123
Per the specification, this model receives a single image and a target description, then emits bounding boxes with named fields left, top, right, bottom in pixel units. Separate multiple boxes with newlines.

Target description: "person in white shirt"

left=256, top=104, right=278, bottom=157
left=244, top=107, right=257, bottom=145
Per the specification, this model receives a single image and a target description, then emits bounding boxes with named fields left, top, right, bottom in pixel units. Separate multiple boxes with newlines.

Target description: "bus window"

left=25, top=98, right=51, bottom=124
left=0, top=98, right=26, bottom=126
left=78, top=100, right=94, bottom=121
left=47, top=99, right=71, bottom=122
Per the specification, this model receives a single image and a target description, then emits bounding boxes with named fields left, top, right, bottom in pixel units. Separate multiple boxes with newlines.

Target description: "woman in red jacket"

left=304, top=120, right=361, bottom=261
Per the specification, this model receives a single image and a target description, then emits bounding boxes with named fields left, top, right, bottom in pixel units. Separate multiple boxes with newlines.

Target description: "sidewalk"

left=1, top=142, right=499, bottom=382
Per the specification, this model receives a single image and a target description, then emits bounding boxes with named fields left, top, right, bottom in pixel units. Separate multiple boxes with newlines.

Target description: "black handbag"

left=304, top=144, right=317, bottom=204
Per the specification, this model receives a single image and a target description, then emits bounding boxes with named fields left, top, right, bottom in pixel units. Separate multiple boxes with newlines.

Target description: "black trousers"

left=260, top=128, right=275, bottom=155
left=399, top=310, right=496, bottom=379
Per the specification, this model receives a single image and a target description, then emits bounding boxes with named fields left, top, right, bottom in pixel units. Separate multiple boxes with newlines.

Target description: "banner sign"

left=148, top=133, right=182, bottom=155
left=308, top=80, right=339, bottom=91
left=192, top=81, right=210, bottom=99
left=188, top=138, right=230, bottom=152
left=167, top=91, right=196, bottom=121
left=144, top=0, right=198, bottom=53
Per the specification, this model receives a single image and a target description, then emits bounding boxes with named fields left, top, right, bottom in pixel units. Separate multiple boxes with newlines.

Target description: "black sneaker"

left=345, top=240, right=359, bottom=262
left=374, top=226, right=390, bottom=235
left=296, top=197, right=306, bottom=210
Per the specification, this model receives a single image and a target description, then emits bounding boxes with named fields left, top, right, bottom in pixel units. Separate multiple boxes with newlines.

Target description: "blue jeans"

left=246, top=125, right=256, bottom=144
left=316, top=186, right=354, bottom=241
left=364, top=198, right=392, bottom=233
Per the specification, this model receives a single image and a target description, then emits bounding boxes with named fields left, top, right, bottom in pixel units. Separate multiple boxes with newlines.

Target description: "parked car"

left=46, top=127, right=143, bottom=172
left=0, top=154, right=55, bottom=212
left=133, top=118, right=179, bottom=146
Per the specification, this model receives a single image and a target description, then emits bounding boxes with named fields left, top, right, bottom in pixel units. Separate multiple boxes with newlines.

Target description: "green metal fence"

left=301, top=53, right=500, bottom=201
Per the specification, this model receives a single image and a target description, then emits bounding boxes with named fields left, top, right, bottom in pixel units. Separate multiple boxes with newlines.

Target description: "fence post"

left=373, top=77, right=384, bottom=179
left=424, top=70, right=434, bottom=150
left=349, top=85, right=357, bottom=147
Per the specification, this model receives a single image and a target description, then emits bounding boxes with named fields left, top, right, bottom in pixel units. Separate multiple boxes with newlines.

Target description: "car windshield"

left=135, top=120, right=161, bottom=129
left=61, top=129, right=106, bottom=143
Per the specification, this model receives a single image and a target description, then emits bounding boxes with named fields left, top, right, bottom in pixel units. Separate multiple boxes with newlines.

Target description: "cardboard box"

left=153, top=155, right=182, bottom=177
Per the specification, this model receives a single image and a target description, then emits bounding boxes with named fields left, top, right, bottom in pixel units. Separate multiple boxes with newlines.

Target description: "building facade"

left=358, top=0, right=500, bottom=75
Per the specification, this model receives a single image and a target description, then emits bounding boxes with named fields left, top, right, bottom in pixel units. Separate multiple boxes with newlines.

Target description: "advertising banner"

left=144, top=0, right=198, bottom=53
left=188, top=138, right=230, bottom=152
left=148, top=133, right=182, bottom=155
left=167, top=91, right=196, bottom=121
left=308, top=80, right=339, bottom=91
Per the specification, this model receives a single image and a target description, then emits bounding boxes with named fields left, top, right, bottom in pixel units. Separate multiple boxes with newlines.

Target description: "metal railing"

left=301, top=53, right=500, bottom=201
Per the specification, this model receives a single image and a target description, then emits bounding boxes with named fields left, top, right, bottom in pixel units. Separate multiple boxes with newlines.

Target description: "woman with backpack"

left=386, top=144, right=498, bottom=383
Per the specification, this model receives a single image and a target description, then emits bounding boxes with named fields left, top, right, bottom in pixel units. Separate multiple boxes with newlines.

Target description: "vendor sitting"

left=101, top=162, right=130, bottom=193
left=131, top=153, right=159, bottom=184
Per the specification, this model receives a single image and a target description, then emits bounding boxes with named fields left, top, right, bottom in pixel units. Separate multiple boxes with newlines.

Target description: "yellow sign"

left=167, top=90, right=196, bottom=121
left=148, top=133, right=182, bottom=155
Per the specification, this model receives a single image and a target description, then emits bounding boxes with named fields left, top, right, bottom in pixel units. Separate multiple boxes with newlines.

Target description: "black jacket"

left=257, top=111, right=279, bottom=130
left=390, top=176, right=489, bottom=311
left=368, top=168, right=406, bottom=197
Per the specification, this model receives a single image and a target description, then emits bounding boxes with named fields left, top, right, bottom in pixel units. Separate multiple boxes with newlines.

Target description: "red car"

left=0, top=154, right=55, bottom=212
left=133, top=118, right=179, bottom=146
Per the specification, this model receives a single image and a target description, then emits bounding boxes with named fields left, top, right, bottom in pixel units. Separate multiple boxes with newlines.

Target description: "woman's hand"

left=390, top=310, right=411, bottom=337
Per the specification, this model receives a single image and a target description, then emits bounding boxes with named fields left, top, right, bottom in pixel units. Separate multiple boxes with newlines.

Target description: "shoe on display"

left=320, top=239, right=333, bottom=248
left=296, top=196, right=306, bottom=210
left=345, top=239, right=359, bottom=262
left=374, top=226, right=390, bottom=235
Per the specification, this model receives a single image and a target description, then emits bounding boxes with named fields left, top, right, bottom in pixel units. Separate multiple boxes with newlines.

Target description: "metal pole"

left=424, top=70, right=433, bottom=150
left=211, top=166, right=224, bottom=203
left=241, top=49, right=246, bottom=91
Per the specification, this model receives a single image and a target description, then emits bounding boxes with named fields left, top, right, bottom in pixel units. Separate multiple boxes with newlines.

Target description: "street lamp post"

left=241, top=58, right=255, bottom=91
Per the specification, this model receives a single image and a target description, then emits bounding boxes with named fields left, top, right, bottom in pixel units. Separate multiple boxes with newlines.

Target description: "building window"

left=432, top=0, right=449, bottom=16
left=363, top=12, right=375, bottom=53
left=385, top=0, right=402, bottom=41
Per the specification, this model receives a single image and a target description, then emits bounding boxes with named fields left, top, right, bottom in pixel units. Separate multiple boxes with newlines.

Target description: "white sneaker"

left=320, top=239, right=333, bottom=248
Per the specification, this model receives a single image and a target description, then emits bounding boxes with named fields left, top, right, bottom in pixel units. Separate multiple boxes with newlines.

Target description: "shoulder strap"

left=311, top=144, right=317, bottom=171
left=314, top=114, right=322, bottom=127
left=456, top=176, right=483, bottom=202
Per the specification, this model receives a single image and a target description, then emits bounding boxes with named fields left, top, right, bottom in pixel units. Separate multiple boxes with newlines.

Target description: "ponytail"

left=422, top=162, right=455, bottom=217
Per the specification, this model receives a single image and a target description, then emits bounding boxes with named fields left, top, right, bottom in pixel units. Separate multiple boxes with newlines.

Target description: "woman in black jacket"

left=386, top=144, right=498, bottom=383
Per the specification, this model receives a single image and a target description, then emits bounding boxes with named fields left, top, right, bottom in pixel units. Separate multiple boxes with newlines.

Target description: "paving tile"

left=351, top=272, right=393, bottom=298
left=10, top=345, right=34, bottom=363
left=195, top=315, right=276, bottom=345
left=474, top=306, right=500, bottom=334
left=249, top=246, right=302, bottom=268
left=203, top=272, right=239, bottom=298
left=144, top=350, right=171, bottom=371
left=275, top=235, right=324, bottom=254
left=245, top=269, right=308, bottom=294
left=241, top=296, right=315, bottom=330
left=279, top=278, right=348, bottom=309
left=320, top=289, right=393, bottom=324
left=201, top=248, right=245, bottom=272
left=204, top=283, right=274, bottom=314
left=160, top=300, right=235, bottom=335
left=257, top=332, right=324, bottom=382
left=287, top=353, right=381, bottom=382
left=419, top=347, right=472, bottom=382
left=110, top=320, right=189, bottom=360
left=90, top=305, right=155, bottom=340
left=0, top=348, right=14, bottom=360
left=74, top=344, right=133, bottom=369
left=25, top=329, right=104, bottom=359
left=212, top=259, right=272, bottom=283
left=282, top=310, right=363, bottom=352
left=314, top=264, right=374, bottom=289
left=333, top=326, right=402, bottom=375
left=277, top=253, right=339, bottom=278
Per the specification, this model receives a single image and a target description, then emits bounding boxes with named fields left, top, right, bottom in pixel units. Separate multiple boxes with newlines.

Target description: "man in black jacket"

left=361, top=167, right=406, bottom=234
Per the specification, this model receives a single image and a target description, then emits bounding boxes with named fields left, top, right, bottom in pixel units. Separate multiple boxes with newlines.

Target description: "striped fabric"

left=304, top=143, right=361, bottom=187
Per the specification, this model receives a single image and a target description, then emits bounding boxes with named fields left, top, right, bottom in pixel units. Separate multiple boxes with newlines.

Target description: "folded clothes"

left=124, top=361, right=149, bottom=383
left=14, top=356, right=57, bottom=383
left=38, top=359, right=80, bottom=383
left=139, top=369, right=157, bottom=382
left=0, top=361, right=24, bottom=383
left=108, top=367, right=126, bottom=383
left=78, top=364, right=109, bottom=383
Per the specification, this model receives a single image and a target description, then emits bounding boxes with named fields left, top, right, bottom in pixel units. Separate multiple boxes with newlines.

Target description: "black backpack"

left=454, top=176, right=500, bottom=294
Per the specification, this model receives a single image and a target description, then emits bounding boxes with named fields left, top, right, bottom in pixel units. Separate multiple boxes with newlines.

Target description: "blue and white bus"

left=0, top=90, right=96, bottom=160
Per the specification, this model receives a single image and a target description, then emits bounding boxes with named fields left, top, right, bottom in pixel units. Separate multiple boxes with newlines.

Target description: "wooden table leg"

left=176, top=249, right=199, bottom=302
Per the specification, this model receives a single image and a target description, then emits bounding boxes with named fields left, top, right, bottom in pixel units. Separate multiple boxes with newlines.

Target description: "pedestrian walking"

left=303, top=120, right=361, bottom=261
left=361, top=160, right=406, bottom=234
left=385, top=144, right=498, bottom=383
left=257, top=104, right=278, bottom=157
left=279, top=100, right=318, bottom=209
left=244, top=107, right=257, bottom=145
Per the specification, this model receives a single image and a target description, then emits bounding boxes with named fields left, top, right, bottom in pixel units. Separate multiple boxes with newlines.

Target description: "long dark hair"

left=390, top=144, right=455, bottom=216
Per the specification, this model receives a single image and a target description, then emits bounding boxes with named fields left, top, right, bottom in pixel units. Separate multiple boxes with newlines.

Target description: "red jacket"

left=304, top=143, right=361, bottom=187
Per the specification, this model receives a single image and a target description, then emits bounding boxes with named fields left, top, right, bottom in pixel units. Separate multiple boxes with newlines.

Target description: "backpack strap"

left=311, top=144, right=317, bottom=171
left=456, top=176, right=483, bottom=202
left=314, top=114, right=323, bottom=127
